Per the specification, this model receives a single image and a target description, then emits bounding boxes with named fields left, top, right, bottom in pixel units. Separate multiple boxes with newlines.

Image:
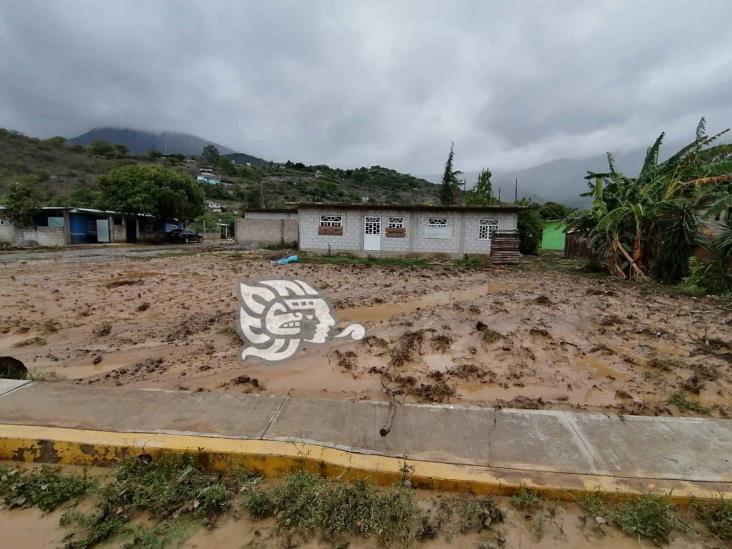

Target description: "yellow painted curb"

left=0, top=424, right=728, bottom=504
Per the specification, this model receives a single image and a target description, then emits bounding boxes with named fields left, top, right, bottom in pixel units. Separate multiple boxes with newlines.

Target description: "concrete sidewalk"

left=0, top=380, right=729, bottom=500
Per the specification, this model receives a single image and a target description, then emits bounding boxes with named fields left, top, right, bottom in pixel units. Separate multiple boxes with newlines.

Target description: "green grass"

left=241, top=471, right=425, bottom=545
left=510, top=486, right=543, bottom=512
left=580, top=492, right=684, bottom=544
left=667, top=392, right=710, bottom=414
left=452, top=255, right=491, bottom=269
left=691, top=496, right=732, bottom=540
left=0, top=465, right=95, bottom=512
left=60, top=454, right=255, bottom=548
left=300, top=253, right=432, bottom=268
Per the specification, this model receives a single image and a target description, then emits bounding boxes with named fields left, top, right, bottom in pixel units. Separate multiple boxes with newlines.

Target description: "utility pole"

left=260, top=181, right=264, bottom=209
left=498, top=188, right=501, bottom=202
left=514, top=178, right=518, bottom=204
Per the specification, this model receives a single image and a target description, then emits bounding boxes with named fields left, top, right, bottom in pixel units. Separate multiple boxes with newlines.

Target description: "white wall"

left=298, top=207, right=518, bottom=257
left=0, top=220, right=66, bottom=247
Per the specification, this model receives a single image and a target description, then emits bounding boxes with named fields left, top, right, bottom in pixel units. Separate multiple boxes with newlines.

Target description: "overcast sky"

left=1, top=1, right=731, bottom=174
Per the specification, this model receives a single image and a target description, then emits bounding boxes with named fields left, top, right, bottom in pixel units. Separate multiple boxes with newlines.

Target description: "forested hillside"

left=0, top=128, right=440, bottom=210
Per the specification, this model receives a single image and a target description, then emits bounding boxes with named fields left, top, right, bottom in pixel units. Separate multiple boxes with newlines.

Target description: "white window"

left=479, top=219, right=499, bottom=240
left=387, top=216, right=404, bottom=229
left=424, top=216, right=451, bottom=238
left=319, top=215, right=342, bottom=228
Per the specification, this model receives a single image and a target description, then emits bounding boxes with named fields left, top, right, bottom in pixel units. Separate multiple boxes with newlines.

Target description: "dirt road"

left=1, top=248, right=729, bottom=417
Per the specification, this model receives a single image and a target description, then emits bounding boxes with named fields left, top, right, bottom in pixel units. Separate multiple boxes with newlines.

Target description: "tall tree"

left=2, top=179, right=43, bottom=227
left=466, top=168, right=494, bottom=205
left=439, top=143, right=461, bottom=205
left=99, top=165, right=205, bottom=220
left=202, top=144, right=220, bottom=168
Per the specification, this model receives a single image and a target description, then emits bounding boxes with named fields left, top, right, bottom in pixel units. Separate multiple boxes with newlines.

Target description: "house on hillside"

left=196, top=167, right=221, bottom=185
left=235, top=203, right=523, bottom=261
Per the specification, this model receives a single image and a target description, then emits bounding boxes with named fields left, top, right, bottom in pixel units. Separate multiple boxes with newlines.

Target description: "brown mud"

left=0, top=250, right=730, bottom=417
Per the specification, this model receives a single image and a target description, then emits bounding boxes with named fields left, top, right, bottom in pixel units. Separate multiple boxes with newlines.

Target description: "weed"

left=454, top=255, right=490, bottom=269
left=61, top=509, right=130, bottom=548
left=579, top=491, right=609, bottom=522
left=242, top=483, right=274, bottom=519
left=243, top=472, right=425, bottom=545
left=0, top=465, right=95, bottom=512
left=609, top=494, right=681, bottom=544
left=216, top=324, right=240, bottom=345
left=26, top=369, right=61, bottom=381
left=439, top=497, right=504, bottom=533
left=124, top=519, right=193, bottom=549
left=691, top=496, right=732, bottom=540
left=667, top=392, right=710, bottom=414
left=511, top=486, right=543, bottom=513
left=13, top=336, right=47, bottom=347
left=61, top=454, right=252, bottom=548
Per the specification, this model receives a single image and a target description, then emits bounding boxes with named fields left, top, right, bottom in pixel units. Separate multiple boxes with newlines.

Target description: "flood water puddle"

left=340, top=282, right=526, bottom=323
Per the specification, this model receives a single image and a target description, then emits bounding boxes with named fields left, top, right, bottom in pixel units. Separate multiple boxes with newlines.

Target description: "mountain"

left=420, top=148, right=650, bottom=208
left=68, top=127, right=238, bottom=157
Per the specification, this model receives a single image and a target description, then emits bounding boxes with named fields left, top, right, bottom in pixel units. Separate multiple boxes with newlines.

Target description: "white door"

left=96, top=219, right=110, bottom=243
left=364, top=216, right=381, bottom=251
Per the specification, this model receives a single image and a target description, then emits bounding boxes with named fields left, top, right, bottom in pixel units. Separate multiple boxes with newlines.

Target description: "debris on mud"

left=93, top=322, right=112, bottom=337
left=390, top=330, right=424, bottom=367
left=495, top=396, right=546, bottom=410
left=332, top=349, right=358, bottom=371
left=430, top=334, right=453, bottom=353
left=166, top=312, right=228, bottom=342
left=231, top=374, right=262, bottom=390
left=447, top=363, right=495, bottom=382
left=105, top=278, right=143, bottom=288
left=647, top=357, right=682, bottom=371
left=409, top=380, right=455, bottom=403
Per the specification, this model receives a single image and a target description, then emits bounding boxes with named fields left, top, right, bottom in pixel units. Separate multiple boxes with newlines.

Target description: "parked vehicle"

left=166, top=228, right=203, bottom=244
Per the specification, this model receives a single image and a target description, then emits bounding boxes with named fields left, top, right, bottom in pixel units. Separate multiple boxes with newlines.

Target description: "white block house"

left=296, top=203, right=521, bottom=258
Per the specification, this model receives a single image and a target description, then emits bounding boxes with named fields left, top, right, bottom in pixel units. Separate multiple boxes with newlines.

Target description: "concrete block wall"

left=298, top=208, right=361, bottom=252
left=244, top=211, right=298, bottom=220
left=412, top=211, right=461, bottom=254
left=112, top=220, right=126, bottom=243
left=0, top=223, right=65, bottom=246
left=236, top=218, right=299, bottom=246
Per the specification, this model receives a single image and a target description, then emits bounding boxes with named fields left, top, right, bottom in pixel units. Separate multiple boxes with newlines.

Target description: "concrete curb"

left=0, top=424, right=728, bottom=504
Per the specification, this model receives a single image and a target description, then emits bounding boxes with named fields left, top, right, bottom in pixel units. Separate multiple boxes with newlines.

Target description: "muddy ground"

left=0, top=248, right=730, bottom=417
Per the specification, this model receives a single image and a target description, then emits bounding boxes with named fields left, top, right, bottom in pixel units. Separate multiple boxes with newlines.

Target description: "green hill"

left=0, top=128, right=440, bottom=210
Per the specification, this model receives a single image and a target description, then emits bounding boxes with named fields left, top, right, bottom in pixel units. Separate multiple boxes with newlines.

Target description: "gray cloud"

left=1, top=0, right=731, bottom=174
